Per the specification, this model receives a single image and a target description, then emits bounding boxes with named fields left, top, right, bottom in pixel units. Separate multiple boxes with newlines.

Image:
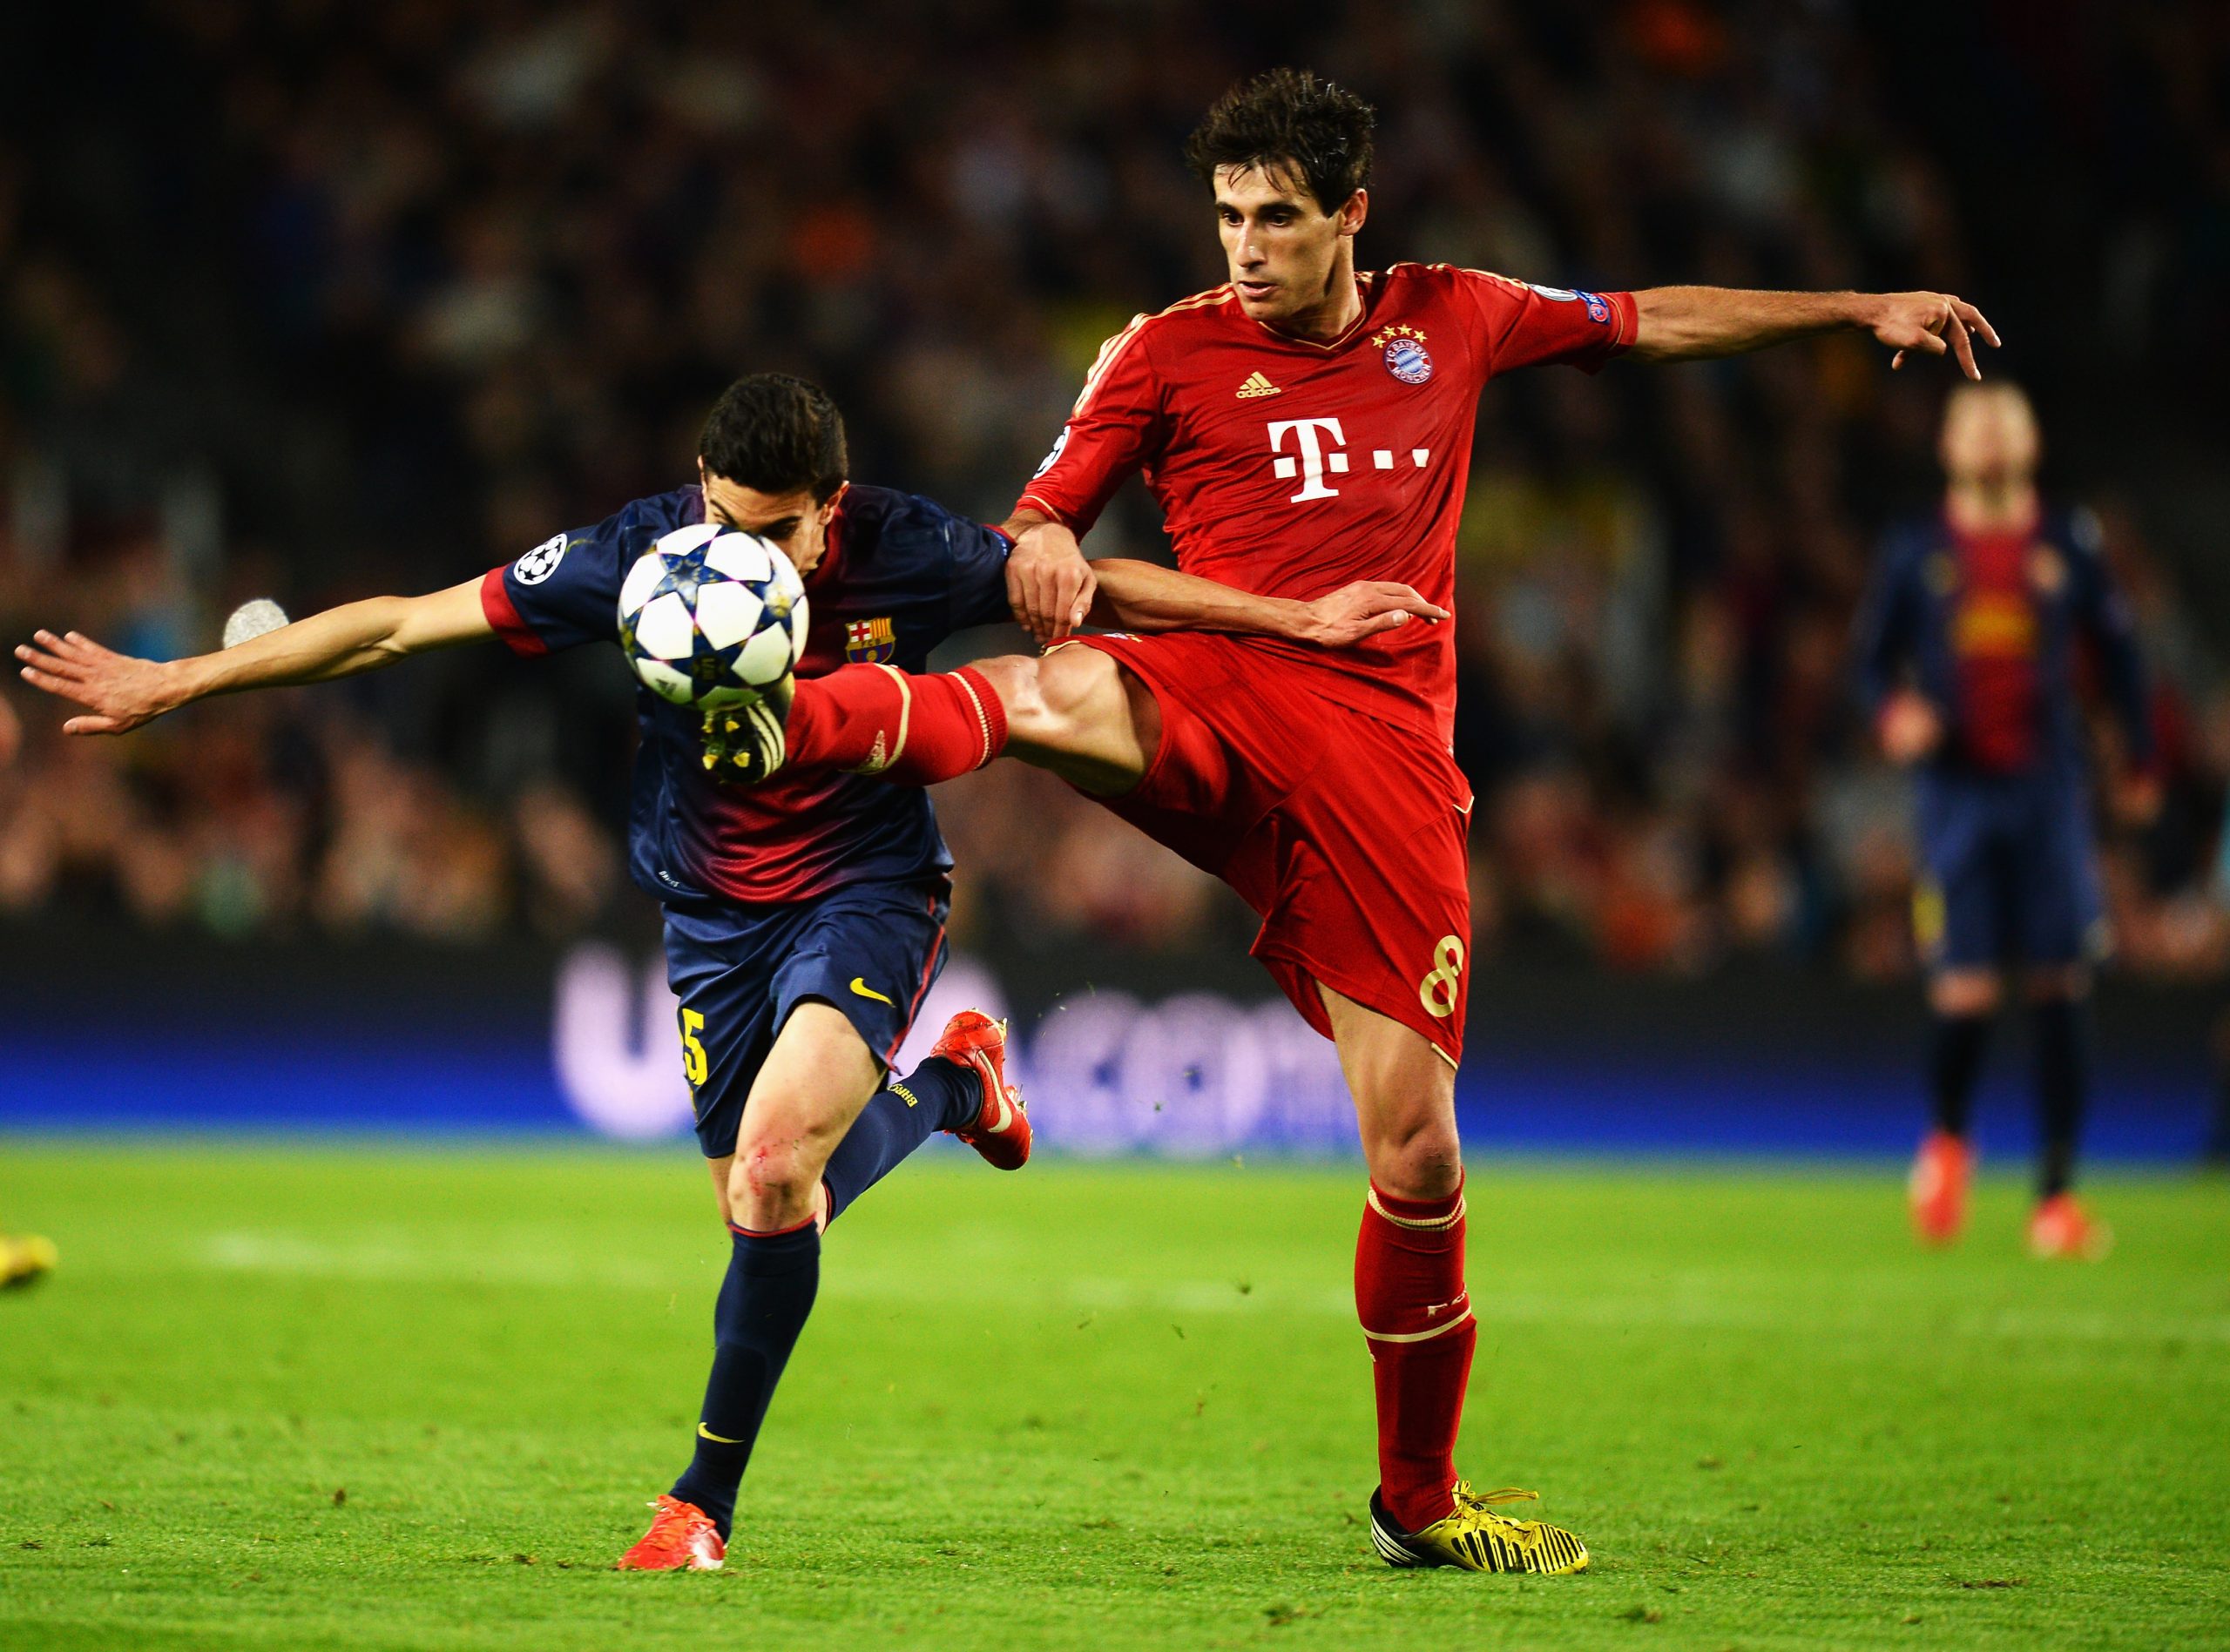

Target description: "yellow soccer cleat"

left=1368, top=1481, right=1589, bottom=1575
left=2, top=1233, right=57, bottom=1290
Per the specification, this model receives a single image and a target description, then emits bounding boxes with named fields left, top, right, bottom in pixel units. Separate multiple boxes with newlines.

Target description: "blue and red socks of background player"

left=821, top=1056, right=979, bottom=1223
left=785, top=664, right=1006, bottom=785
left=1929, top=1010, right=1990, bottom=1139
left=1355, top=1177, right=1475, bottom=1534
left=2032, top=995, right=2089, bottom=1199
left=671, top=1217, right=821, bottom=1538
left=1929, top=1001, right=2088, bottom=1197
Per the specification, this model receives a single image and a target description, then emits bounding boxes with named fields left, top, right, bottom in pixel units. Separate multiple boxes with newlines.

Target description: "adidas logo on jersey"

left=1235, top=371, right=1281, bottom=400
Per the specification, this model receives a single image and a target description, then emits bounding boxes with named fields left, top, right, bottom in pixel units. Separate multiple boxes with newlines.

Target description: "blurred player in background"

left=1856, top=381, right=2152, bottom=1259
left=0, top=693, right=57, bottom=1288
left=708, top=68, right=2002, bottom=1575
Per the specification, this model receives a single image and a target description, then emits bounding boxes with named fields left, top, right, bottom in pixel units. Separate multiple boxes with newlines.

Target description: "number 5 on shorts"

left=679, top=1007, right=709, bottom=1089
left=1419, top=935, right=1464, bottom=1019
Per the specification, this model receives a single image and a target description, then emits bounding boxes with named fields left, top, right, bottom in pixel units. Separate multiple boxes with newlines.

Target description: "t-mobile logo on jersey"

left=1267, top=418, right=1429, bottom=503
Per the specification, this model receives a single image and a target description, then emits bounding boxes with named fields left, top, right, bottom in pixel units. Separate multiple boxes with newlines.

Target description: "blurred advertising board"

left=0, top=923, right=2216, bottom=1159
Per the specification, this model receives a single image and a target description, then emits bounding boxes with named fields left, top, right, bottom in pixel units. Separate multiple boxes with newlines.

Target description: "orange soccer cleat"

left=615, top=1494, right=726, bottom=1572
left=2028, top=1192, right=2111, bottom=1260
left=1908, top=1129, right=1971, bottom=1246
left=932, top=1010, right=1031, bottom=1170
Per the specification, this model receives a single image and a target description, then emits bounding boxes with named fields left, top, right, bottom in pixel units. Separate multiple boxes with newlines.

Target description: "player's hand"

left=1294, top=582, right=1451, bottom=647
left=1868, top=292, right=2001, bottom=379
left=1877, top=690, right=1943, bottom=765
left=1006, top=520, right=1097, bottom=646
left=15, top=630, right=179, bottom=735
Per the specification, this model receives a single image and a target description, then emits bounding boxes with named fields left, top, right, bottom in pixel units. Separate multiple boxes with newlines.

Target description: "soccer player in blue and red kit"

left=1856, top=381, right=2152, bottom=1259
left=19, top=376, right=1028, bottom=1566
left=698, top=70, right=2008, bottom=1574
left=18, top=374, right=1353, bottom=1570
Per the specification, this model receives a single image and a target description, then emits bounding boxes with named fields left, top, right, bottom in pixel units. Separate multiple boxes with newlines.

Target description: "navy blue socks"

left=2032, top=996, right=2089, bottom=1198
left=1929, top=1011, right=1990, bottom=1139
left=820, top=1055, right=978, bottom=1224
left=670, top=1220, right=821, bottom=1537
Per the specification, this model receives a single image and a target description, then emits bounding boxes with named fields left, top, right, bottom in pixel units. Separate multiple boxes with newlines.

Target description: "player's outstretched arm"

left=16, top=577, right=493, bottom=736
left=1088, top=558, right=1448, bottom=646
left=1628, top=287, right=2002, bottom=378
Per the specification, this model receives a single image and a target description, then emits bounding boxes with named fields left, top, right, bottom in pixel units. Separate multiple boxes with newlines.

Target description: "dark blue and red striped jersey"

left=480, top=482, right=1011, bottom=906
left=1854, top=506, right=2150, bottom=781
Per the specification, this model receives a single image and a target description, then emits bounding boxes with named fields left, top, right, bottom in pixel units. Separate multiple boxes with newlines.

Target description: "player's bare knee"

left=992, top=644, right=1115, bottom=750
left=727, top=1135, right=816, bottom=1213
left=1929, top=969, right=2000, bottom=1018
left=966, top=654, right=1051, bottom=737
left=1365, top=1116, right=1463, bottom=1202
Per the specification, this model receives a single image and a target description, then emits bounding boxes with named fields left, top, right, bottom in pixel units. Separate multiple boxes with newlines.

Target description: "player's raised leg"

left=706, top=660, right=1010, bottom=786
left=706, top=641, right=1161, bottom=796
left=1319, top=987, right=1588, bottom=1575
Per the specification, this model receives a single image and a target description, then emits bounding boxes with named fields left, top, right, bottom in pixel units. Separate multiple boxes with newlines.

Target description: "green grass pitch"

left=3, top=1145, right=2227, bottom=1650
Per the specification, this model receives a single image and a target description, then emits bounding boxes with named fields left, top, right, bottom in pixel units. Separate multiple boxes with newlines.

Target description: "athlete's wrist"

left=1281, top=597, right=1332, bottom=644
left=156, top=656, right=209, bottom=713
left=1842, top=292, right=1890, bottom=334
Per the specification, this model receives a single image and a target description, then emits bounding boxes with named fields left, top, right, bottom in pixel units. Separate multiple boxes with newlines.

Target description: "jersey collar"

left=804, top=482, right=851, bottom=590
left=1246, top=271, right=1377, bottom=353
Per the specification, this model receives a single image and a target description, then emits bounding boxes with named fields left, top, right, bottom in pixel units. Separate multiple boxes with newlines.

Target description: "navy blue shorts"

left=662, top=878, right=950, bottom=1158
left=1914, top=772, right=2105, bottom=970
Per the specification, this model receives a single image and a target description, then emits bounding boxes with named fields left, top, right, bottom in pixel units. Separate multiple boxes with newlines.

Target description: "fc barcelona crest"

left=844, top=616, right=897, bottom=664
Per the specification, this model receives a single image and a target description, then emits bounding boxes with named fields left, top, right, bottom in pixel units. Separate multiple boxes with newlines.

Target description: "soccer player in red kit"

left=712, top=68, right=2001, bottom=1574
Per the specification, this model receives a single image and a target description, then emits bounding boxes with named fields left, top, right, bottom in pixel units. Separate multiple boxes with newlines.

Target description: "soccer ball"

left=618, top=523, right=809, bottom=708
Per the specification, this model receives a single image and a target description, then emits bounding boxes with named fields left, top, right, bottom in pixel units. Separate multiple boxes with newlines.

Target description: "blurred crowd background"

left=3, top=0, right=2227, bottom=979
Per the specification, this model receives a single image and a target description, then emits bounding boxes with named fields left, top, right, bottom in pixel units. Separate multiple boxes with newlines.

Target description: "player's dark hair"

left=1184, top=68, right=1375, bottom=214
left=699, top=374, right=848, bottom=502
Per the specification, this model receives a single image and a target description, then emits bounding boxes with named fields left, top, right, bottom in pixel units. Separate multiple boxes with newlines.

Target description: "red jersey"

left=1947, top=517, right=2043, bottom=773
left=1017, top=264, right=1637, bottom=745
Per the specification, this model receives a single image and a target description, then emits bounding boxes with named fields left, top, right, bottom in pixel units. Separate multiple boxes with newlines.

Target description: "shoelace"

left=641, top=1500, right=706, bottom=1541
left=1454, top=1486, right=1543, bottom=1531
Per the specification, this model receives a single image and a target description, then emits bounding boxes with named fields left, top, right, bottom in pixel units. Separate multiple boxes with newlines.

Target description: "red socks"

left=1355, top=1177, right=1475, bottom=1533
left=783, top=664, right=1007, bottom=785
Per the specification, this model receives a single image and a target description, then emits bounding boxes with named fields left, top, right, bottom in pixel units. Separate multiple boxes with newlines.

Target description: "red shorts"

left=1066, top=632, right=1473, bottom=1066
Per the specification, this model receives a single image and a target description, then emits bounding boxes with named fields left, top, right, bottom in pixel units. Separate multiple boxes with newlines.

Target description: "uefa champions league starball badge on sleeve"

left=1373, top=325, right=1433, bottom=385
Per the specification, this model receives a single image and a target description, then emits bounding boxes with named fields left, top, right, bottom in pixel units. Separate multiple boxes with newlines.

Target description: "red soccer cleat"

left=1909, top=1129, right=1971, bottom=1246
left=932, top=1009, right=1030, bottom=1170
left=2028, top=1192, right=2112, bottom=1260
left=615, top=1494, right=725, bottom=1571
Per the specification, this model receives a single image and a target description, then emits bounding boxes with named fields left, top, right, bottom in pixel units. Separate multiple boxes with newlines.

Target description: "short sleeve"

left=1456, top=271, right=1637, bottom=380
left=1013, top=314, right=1168, bottom=535
left=480, top=491, right=691, bottom=656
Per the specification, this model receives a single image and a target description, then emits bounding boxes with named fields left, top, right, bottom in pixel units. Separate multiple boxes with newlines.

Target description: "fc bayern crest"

left=1382, top=335, right=1433, bottom=385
